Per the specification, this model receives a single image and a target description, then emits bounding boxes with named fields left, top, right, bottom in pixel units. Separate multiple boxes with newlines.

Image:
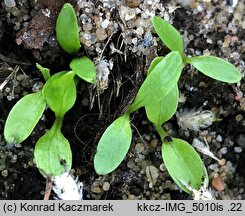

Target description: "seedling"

left=4, top=3, right=96, bottom=179
left=55, top=3, right=80, bottom=54
left=94, top=16, right=241, bottom=195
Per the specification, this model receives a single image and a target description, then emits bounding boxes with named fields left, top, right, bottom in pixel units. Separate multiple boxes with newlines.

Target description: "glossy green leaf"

left=56, top=3, right=80, bottom=54
left=147, top=56, right=164, bottom=76
left=70, top=56, right=96, bottom=83
left=186, top=55, right=241, bottom=83
left=42, top=71, right=76, bottom=117
left=129, top=51, right=183, bottom=112
left=145, top=85, right=179, bottom=126
left=152, top=16, right=184, bottom=54
left=36, top=63, right=50, bottom=81
left=94, top=114, right=132, bottom=175
left=162, top=138, right=204, bottom=193
left=34, top=118, right=72, bottom=177
left=4, top=92, right=46, bottom=144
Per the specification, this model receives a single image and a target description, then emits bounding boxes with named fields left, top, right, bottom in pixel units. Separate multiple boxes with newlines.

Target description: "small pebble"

left=1, top=169, right=8, bottom=177
left=219, top=147, right=227, bottom=155
left=11, top=155, right=17, bottom=163
left=218, top=158, right=226, bottom=166
left=83, top=23, right=93, bottom=32
left=179, top=93, right=187, bottom=103
left=127, top=160, right=140, bottom=171
left=6, top=143, right=14, bottom=150
left=82, top=98, right=89, bottom=107
left=102, top=182, right=110, bottom=191
left=235, top=114, right=243, bottom=122
left=146, top=165, right=159, bottom=188
left=135, top=26, right=144, bottom=36
left=165, top=180, right=172, bottom=189
left=96, top=28, right=107, bottom=41
left=236, top=134, right=245, bottom=148
left=32, top=82, right=43, bottom=92
left=16, top=74, right=25, bottom=81
left=209, top=163, right=218, bottom=170
left=101, top=19, right=110, bottom=29
left=159, top=163, right=166, bottom=172
left=125, top=0, right=141, bottom=8
left=125, top=9, right=136, bottom=21
left=234, top=146, right=242, bottom=153
left=28, top=160, right=35, bottom=168
left=230, top=52, right=240, bottom=60
left=206, top=135, right=212, bottom=143
left=149, top=139, right=158, bottom=149
left=206, top=38, right=213, bottom=44
left=216, top=135, right=223, bottom=142
left=4, top=0, right=16, bottom=8
left=135, top=143, right=144, bottom=153
left=15, top=143, right=22, bottom=148
left=127, top=194, right=136, bottom=200
left=212, top=177, right=225, bottom=192
left=239, top=188, right=244, bottom=194
left=5, top=87, right=11, bottom=93
left=0, top=165, right=6, bottom=171
left=131, top=37, right=138, bottom=44
left=91, top=186, right=102, bottom=194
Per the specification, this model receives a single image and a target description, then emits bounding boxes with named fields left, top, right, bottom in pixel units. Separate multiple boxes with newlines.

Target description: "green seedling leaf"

left=42, top=71, right=76, bottom=117
left=56, top=3, right=80, bottom=54
left=152, top=16, right=184, bottom=54
left=34, top=118, right=72, bottom=177
left=129, top=51, right=183, bottom=112
left=186, top=55, right=241, bottom=83
left=147, top=56, right=164, bottom=76
left=4, top=92, right=46, bottom=144
left=70, top=56, right=96, bottom=83
left=94, top=113, right=132, bottom=175
left=36, top=63, right=50, bottom=81
left=145, top=85, right=179, bottom=126
left=162, top=138, right=204, bottom=193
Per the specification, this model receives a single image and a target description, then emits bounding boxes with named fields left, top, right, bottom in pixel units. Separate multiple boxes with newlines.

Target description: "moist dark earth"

left=0, top=0, right=244, bottom=200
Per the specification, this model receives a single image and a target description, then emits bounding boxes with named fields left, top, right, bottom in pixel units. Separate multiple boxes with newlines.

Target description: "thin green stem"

left=154, top=124, right=167, bottom=141
left=52, top=117, right=64, bottom=132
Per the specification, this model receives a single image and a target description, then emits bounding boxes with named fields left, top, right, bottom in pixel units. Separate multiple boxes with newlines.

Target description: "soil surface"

left=0, top=0, right=244, bottom=200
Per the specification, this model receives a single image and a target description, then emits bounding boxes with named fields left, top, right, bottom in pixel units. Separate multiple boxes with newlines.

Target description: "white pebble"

left=4, top=0, right=16, bottom=8
left=216, top=135, right=223, bottom=142
left=234, top=147, right=242, bottom=153
left=5, top=87, right=11, bottom=93
left=135, top=26, right=144, bottom=36
left=83, top=33, right=91, bottom=40
left=159, top=163, right=166, bottom=172
left=1, top=170, right=8, bottom=177
left=125, top=9, right=136, bottom=21
left=206, top=38, right=213, bottom=44
left=102, top=182, right=110, bottom=191
left=101, top=19, right=110, bottom=29
left=209, top=163, right=218, bottom=170
left=131, top=37, right=138, bottom=45
left=219, top=147, right=227, bottom=155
